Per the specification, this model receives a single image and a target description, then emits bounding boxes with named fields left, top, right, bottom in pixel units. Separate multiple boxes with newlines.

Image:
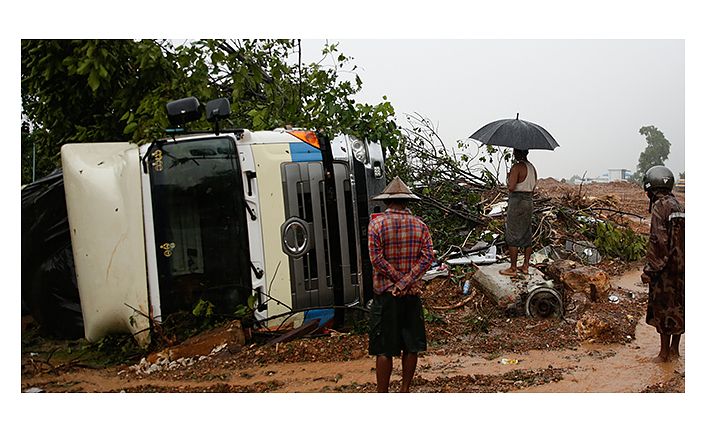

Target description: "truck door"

left=143, top=137, right=252, bottom=318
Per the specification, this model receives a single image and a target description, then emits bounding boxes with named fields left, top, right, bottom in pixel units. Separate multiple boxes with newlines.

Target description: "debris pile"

left=124, top=320, right=246, bottom=377
left=413, top=178, right=665, bottom=348
left=127, top=355, right=204, bottom=376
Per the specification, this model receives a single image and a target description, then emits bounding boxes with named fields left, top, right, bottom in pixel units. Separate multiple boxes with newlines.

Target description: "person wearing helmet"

left=640, top=166, right=685, bottom=362
left=500, top=149, right=537, bottom=276
left=367, top=176, right=434, bottom=392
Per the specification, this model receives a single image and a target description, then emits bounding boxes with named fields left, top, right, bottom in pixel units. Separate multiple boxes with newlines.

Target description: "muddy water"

left=416, top=269, right=685, bottom=392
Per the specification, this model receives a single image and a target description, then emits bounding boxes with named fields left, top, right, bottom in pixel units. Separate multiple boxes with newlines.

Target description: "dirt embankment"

left=536, top=178, right=684, bottom=235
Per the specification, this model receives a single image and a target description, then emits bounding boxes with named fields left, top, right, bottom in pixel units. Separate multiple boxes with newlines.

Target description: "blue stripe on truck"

left=289, top=142, right=322, bottom=162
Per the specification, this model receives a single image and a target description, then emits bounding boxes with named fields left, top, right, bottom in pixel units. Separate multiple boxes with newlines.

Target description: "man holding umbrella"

left=470, top=114, right=559, bottom=277
left=499, top=149, right=537, bottom=276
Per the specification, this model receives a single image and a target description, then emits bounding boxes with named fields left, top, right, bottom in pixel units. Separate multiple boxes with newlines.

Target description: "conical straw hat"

left=372, top=176, right=421, bottom=201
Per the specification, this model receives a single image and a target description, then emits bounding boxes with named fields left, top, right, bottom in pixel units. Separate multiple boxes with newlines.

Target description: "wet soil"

left=20, top=269, right=684, bottom=394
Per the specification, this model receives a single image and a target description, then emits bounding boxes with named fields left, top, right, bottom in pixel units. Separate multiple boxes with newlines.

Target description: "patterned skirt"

left=646, top=270, right=685, bottom=334
left=505, top=192, right=533, bottom=248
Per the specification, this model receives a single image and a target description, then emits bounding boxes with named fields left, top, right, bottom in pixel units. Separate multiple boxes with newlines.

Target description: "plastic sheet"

left=21, top=170, right=84, bottom=339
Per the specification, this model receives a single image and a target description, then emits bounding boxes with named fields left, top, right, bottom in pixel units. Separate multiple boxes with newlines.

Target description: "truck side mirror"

left=166, top=97, right=202, bottom=127
left=205, top=98, right=231, bottom=122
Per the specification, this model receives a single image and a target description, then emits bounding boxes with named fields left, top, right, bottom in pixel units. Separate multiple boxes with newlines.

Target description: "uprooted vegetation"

left=384, top=113, right=653, bottom=266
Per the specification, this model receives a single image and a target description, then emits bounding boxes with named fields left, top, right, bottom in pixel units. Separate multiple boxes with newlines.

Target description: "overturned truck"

left=22, top=97, right=387, bottom=347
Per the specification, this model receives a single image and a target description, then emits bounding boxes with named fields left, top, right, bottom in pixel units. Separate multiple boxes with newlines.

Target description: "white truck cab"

left=60, top=97, right=386, bottom=346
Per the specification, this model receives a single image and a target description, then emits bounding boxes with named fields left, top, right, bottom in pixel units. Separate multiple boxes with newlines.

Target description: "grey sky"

left=302, top=39, right=684, bottom=181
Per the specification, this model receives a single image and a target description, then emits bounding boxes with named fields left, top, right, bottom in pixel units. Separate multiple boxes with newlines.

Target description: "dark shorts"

left=368, top=292, right=427, bottom=357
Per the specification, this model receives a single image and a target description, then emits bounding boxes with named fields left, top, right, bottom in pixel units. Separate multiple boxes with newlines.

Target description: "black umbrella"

left=470, top=113, right=559, bottom=151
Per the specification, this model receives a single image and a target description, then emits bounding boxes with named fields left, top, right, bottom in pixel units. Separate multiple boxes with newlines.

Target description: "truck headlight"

left=351, top=138, right=368, bottom=164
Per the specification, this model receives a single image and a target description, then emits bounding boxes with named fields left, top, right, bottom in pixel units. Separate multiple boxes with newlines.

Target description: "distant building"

left=593, top=173, right=610, bottom=183
left=608, top=169, right=632, bottom=181
left=568, top=169, right=632, bottom=184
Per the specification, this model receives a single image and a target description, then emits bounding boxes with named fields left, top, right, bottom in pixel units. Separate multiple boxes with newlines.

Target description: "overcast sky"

left=301, top=39, right=684, bottom=181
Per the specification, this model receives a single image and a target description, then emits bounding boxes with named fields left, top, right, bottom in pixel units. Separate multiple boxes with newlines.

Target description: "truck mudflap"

left=61, top=143, right=151, bottom=347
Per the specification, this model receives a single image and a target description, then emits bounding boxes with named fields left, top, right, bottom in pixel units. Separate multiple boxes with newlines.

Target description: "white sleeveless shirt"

left=514, top=161, right=537, bottom=192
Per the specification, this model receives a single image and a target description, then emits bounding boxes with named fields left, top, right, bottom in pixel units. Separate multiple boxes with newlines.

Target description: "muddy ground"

left=20, top=269, right=685, bottom=394
left=19, top=180, right=687, bottom=396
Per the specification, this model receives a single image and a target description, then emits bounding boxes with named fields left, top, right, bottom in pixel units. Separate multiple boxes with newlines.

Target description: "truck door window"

left=147, top=137, right=251, bottom=317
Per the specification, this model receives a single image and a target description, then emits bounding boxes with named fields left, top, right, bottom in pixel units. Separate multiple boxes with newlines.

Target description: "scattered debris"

left=565, top=239, right=602, bottom=265
left=147, top=319, right=246, bottom=365
left=462, top=280, right=471, bottom=295
left=423, top=264, right=449, bottom=281
left=530, top=246, right=560, bottom=265
left=471, top=262, right=562, bottom=319
left=525, top=282, right=563, bottom=319
left=265, top=319, right=321, bottom=346
left=430, top=292, right=477, bottom=311
left=545, top=260, right=611, bottom=302
left=486, top=201, right=508, bottom=217
left=446, top=245, right=498, bottom=265
left=303, top=309, right=335, bottom=329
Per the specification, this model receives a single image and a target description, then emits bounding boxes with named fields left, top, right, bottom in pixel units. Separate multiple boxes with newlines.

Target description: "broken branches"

left=431, top=291, right=478, bottom=311
left=421, top=195, right=483, bottom=225
left=587, top=207, right=645, bottom=220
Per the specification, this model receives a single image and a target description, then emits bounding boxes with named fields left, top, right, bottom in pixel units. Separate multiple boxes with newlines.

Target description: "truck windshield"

left=147, top=136, right=251, bottom=317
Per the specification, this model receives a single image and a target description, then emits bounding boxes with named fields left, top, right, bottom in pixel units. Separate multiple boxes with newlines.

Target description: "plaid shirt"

left=368, top=208, right=434, bottom=295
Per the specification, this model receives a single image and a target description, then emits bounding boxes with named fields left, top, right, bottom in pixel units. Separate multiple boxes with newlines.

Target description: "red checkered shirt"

left=368, top=208, right=434, bottom=295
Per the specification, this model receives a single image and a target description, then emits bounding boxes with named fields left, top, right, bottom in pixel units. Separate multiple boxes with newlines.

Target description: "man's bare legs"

left=519, top=247, right=532, bottom=274
left=376, top=353, right=418, bottom=392
left=376, top=355, right=393, bottom=392
left=500, top=246, right=519, bottom=276
left=501, top=246, right=532, bottom=275
left=400, top=352, right=418, bottom=393
left=669, top=334, right=682, bottom=359
left=654, top=333, right=671, bottom=362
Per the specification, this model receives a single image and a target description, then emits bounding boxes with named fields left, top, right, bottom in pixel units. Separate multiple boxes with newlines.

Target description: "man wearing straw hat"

left=367, top=176, right=434, bottom=392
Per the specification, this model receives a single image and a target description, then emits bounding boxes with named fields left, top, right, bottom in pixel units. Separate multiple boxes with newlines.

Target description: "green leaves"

left=21, top=39, right=400, bottom=185
left=123, top=121, right=138, bottom=135
left=593, top=221, right=647, bottom=262
left=192, top=299, right=214, bottom=319
left=87, top=69, right=101, bottom=92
